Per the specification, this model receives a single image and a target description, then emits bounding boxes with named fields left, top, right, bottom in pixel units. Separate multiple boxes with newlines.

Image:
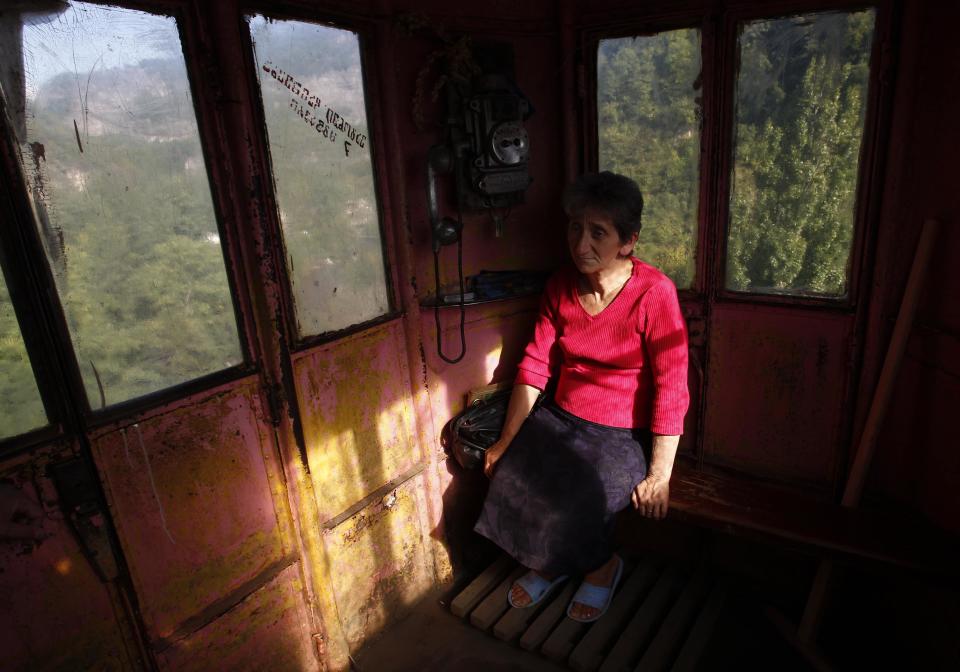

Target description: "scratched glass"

left=726, top=10, right=875, bottom=297
left=597, top=29, right=702, bottom=289
left=0, top=269, right=47, bottom=439
left=6, top=2, right=242, bottom=408
left=248, top=16, right=389, bottom=337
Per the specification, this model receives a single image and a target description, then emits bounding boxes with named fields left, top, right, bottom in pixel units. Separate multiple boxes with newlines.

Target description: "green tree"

left=727, top=10, right=874, bottom=295
left=598, top=29, right=702, bottom=288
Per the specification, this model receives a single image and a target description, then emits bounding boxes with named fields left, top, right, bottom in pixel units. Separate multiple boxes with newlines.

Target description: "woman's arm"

left=483, top=383, right=540, bottom=478
left=631, top=433, right=679, bottom=519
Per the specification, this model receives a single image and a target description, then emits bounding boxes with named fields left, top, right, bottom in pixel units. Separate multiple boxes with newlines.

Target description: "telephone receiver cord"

left=434, top=208, right=466, bottom=364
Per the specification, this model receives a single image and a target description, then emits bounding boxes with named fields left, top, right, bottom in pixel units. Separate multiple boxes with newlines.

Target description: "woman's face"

left=567, top=208, right=637, bottom=275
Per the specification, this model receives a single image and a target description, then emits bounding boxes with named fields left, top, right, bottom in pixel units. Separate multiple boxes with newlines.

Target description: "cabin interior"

left=1, top=0, right=958, bottom=670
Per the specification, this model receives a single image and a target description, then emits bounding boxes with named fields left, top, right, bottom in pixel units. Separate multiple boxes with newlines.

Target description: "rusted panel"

left=157, top=563, right=315, bottom=672
left=322, top=474, right=433, bottom=648
left=294, top=320, right=421, bottom=521
left=1, top=451, right=136, bottom=672
left=91, top=379, right=289, bottom=641
left=702, top=303, right=849, bottom=485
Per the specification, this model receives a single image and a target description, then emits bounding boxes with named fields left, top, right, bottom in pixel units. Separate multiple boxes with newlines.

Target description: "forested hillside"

left=598, top=10, right=874, bottom=295
left=0, top=8, right=382, bottom=438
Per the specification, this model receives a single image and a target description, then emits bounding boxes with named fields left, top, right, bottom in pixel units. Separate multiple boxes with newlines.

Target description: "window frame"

left=584, top=0, right=896, bottom=311
left=0, top=114, right=70, bottom=450
left=239, top=3, right=400, bottom=352
left=0, top=0, right=257, bottom=444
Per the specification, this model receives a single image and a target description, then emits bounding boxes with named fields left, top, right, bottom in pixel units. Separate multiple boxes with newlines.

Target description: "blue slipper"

left=508, top=570, right=569, bottom=608
left=566, top=556, right=624, bottom=623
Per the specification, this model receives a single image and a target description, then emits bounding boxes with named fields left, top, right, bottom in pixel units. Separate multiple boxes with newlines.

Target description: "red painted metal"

left=0, top=443, right=143, bottom=671
left=702, top=303, right=851, bottom=486
left=90, top=379, right=290, bottom=642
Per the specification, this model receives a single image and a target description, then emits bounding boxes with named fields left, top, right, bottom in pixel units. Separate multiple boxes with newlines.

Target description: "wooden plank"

left=541, top=561, right=635, bottom=664
left=634, top=568, right=712, bottom=672
left=470, top=566, right=526, bottom=631
left=450, top=555, right=513, bottom=618
left=668, top=466, right=960, bottom=575
left=493, top=575, right=571, bottom=643
left=519, top=580, right=578, bottom=652
left=569, top=561, right=660, bottom=672
left=541, top=610, right=589, bottom=663
left=598, top=566, right=683, bottom=672
left=671, top=579, right=730, bottom=672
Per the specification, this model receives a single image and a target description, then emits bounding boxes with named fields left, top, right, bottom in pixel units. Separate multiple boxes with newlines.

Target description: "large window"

left=597, top=29, right=702, bottom=289
left=3, top=1, right=243, bottom=408
left=248, top=15, right=389, bottom=338
left=595, top=9, right=876, bottom=298
left=727, top=10, right=875, bottom=296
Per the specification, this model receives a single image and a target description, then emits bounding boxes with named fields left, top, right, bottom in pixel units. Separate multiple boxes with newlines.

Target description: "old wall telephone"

left=427, top=44, right=533, bottom=363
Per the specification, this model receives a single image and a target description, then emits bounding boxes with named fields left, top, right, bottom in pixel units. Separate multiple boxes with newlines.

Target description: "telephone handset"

left=426, top=144, right=460, bottom=251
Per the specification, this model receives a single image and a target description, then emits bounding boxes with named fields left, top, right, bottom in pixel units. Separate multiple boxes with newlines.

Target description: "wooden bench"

left=664, top=465, right=959, bottom=576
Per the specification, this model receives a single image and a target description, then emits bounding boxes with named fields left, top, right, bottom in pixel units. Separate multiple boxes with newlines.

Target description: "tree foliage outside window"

left=0, top=272, right=46, bottom=438
left=248, top=16, right=389, bottom=338
left=597, top=29, right=702, bottom=289
left=7, top=2, right=242, bottom=408
left=727, top=10, right=875, bottom=296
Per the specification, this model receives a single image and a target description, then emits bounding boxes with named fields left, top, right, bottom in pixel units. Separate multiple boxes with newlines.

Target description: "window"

left=4, top=1, right=243, bottom=408
left=726, top=10, right=876, bottom=296
left=248, top=15, right=389, bottom=338
left=594, top=9, right=877, bottom=299
left=597, top=29, right=703, bottom=289
left=0, top=270, right=46, bottom=439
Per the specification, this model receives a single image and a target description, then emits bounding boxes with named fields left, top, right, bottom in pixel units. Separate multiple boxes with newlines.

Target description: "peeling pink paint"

left=91, top=379, right=290, bottom=641
left=0, top=449, right=136, bottom=671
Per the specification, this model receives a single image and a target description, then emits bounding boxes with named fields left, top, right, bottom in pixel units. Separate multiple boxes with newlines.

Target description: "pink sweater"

left=515, top=257, right=689, bottom=434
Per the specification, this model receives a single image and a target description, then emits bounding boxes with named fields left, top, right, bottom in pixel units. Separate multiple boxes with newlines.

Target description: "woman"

left=473, top=171, right=688, bottom=622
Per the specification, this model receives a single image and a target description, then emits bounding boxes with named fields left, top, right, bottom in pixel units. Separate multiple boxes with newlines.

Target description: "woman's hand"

left=483, top=438, right=511, bottom=478
left=632, top=473, right=670, bottom=519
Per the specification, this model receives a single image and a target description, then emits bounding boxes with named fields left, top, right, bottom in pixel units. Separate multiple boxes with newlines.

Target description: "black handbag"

left=445, top=391, right=511, bottom=470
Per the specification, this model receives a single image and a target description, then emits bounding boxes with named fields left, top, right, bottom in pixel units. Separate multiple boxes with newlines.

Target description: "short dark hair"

left=561, top=171, right=644, bottom=243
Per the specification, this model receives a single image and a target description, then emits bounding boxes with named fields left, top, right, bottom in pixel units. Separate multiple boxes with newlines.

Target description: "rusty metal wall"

left=858, top=0, right=960, bottom=533
left=89, top=378, right=296, bottom=645
left=1, top=443, right=141, bottom=672
left=702, top=304, right=850, bottom=485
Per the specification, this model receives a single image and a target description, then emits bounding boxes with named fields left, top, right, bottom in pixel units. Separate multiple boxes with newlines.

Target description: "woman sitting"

left=474, top=171, right=689, bottom=622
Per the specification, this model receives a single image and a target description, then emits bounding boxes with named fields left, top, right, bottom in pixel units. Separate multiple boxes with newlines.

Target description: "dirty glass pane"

left=4, top=2, right=242, bottom=408
left=597, top=29, right=702, bottom=289
left=726, top=10, right=876, bottom=296
left=0, top=270, right=47, bottom=438
left=248, top=15, right=389, bottom=337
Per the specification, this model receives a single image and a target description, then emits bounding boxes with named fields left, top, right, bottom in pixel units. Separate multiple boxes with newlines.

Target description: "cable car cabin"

left=0, top=0, right=957, bottom=670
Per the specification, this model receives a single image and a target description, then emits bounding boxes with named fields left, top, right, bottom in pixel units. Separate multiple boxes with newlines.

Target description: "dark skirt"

left=474, top=402, right=650, bottom=576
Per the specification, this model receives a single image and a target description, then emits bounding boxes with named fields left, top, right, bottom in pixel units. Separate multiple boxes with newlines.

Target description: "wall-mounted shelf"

left=419, top=288, right=542, bottom=309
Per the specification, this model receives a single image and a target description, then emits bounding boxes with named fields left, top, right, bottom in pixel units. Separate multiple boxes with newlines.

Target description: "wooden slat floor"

left=450, top=555, right=729, bottom=672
